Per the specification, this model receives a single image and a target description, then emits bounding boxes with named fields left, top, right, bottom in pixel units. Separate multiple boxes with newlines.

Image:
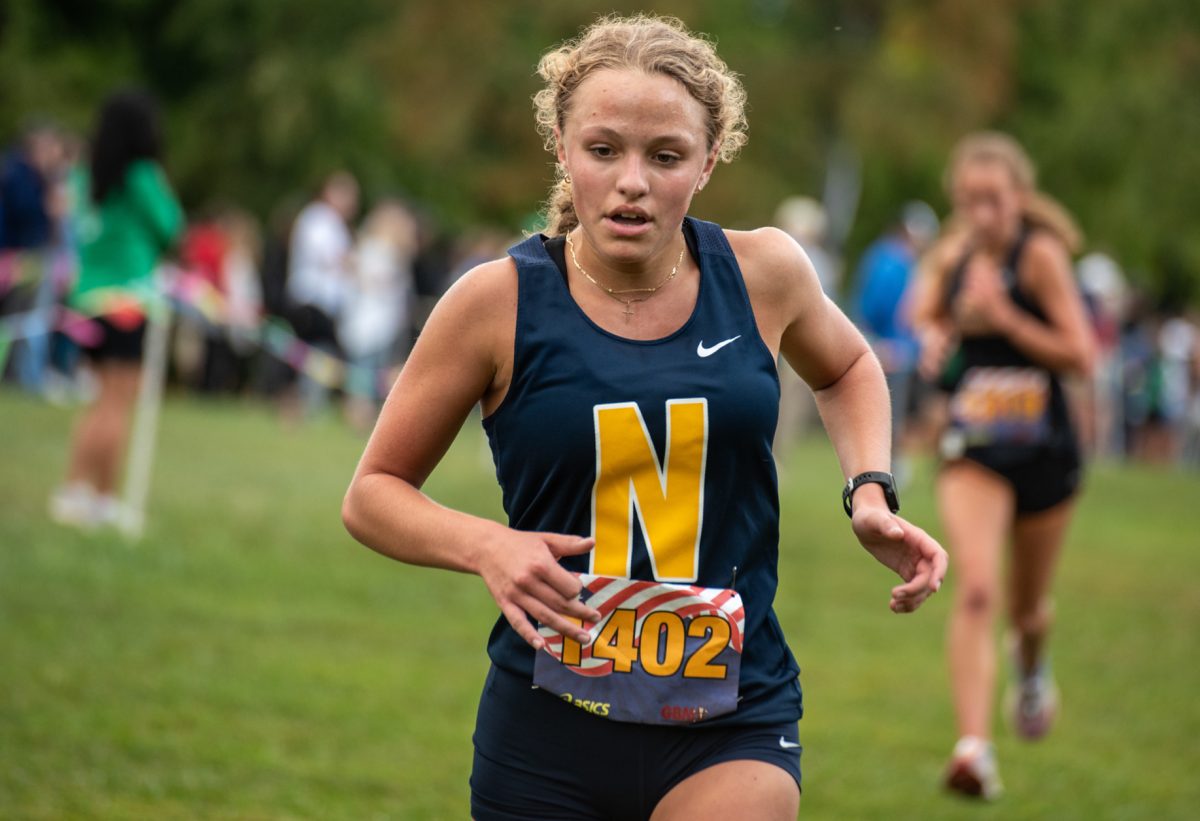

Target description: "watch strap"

left=842, top=471, right=900, bottom=517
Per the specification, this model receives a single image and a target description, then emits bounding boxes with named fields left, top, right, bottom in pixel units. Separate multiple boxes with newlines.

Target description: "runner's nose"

left=616, top=157, right=649, bottom=199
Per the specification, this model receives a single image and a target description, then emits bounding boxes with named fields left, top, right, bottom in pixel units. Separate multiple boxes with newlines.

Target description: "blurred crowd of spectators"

left=2, top=115, right=1198, bottom=466
left=0, top=116, right=511, bottom=432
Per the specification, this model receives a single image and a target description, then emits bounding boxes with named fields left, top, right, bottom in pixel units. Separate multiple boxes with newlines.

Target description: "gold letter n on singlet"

left=590, top=399, right=708, bottom=582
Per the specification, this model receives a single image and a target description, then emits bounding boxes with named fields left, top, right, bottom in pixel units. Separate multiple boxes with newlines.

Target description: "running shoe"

left=92, top=494, right=125, bottom=529
left=1005, top=659, right=1060, bottom=740
left=944, top=736, right=1003, bottom=800
left=48, top=482, right=98, bottom=529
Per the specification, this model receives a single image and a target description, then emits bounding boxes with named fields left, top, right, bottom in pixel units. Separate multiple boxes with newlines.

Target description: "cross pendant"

left=622, top=303, right=635, bottom=320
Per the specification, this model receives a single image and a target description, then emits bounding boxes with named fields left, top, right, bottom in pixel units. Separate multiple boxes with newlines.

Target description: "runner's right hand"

left=475, top=531, right=602, bottom=650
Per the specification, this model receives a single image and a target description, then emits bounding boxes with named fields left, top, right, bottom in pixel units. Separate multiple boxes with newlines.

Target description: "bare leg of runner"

left=66, top=361, right=142, bottom=494
left=938, top=460, right=1015, bottom=739
left=1008, top=500, right=1074, bottom=675
left=651, top=760, right=799, bottom=821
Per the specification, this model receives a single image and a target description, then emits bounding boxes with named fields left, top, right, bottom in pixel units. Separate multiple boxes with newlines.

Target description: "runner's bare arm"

left=1001, top=234, right=1097, bottom=375
left=342, top=258, right=599, bottom=647
left=735, top=228, right=947, bottom=612
left=733, top=227, right=889, bottom=478
left=910, top=235, right=966, bottom=380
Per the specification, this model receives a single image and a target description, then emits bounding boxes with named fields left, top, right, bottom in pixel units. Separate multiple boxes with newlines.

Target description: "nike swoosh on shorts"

left=778, top=736, right=801, bottom=749
left=696, top=335, right=741, bottom=357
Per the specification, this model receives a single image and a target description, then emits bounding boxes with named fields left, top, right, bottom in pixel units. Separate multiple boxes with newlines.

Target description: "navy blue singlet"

left=482, top=216, right=802, bottom=727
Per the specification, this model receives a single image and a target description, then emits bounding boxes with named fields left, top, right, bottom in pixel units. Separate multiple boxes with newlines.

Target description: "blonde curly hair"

left=533, top=14, right=748, bottom=236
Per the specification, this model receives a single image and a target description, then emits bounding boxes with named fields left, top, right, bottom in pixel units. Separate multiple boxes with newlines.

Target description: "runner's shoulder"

left=418, top=256, right=518, bottom=365
left=429, top=256, right=518, bottom=327
left=724, top=226, right=820, bottom=307
left=1018, top=229, right=1074, bottom=296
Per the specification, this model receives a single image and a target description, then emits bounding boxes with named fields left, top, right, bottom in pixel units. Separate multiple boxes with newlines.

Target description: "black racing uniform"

left=937, top=224, right=1082, bottom=513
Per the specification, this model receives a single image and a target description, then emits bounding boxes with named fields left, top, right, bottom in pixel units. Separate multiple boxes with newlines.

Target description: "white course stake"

left=118, top=298, right=171, bottom=540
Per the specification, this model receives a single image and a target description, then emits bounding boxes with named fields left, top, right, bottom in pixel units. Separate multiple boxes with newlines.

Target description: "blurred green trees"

left=2, top=0, right=1196, bottom=303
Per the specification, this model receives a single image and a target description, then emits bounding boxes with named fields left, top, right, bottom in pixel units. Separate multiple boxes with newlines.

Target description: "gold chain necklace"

left=565, top=231, right=685, bottom=321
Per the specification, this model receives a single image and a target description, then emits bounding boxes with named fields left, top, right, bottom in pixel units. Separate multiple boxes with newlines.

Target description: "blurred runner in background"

left=913, top=132, right=1096, bottom=800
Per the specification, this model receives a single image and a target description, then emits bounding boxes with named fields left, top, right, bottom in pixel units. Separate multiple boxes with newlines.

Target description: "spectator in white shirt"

left=285, top=170, right=358, bottom=416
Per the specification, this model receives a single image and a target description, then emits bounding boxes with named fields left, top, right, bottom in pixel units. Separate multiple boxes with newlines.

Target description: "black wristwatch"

left=842, top=471, right=900, bottom=518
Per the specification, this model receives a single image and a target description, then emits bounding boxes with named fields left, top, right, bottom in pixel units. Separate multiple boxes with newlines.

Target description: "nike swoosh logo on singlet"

left=696, top=335, right=741, bottom=358
left=778, top=736, right=801, bottom=749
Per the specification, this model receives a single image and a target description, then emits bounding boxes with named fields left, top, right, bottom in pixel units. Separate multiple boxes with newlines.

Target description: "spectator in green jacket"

left=50, top=89, right=183, bottom=529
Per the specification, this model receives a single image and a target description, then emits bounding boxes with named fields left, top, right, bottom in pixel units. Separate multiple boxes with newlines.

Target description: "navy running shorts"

left=470, top=664, right=801, bottom=821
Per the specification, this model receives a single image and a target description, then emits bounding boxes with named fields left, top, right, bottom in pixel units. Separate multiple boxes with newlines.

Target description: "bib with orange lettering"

left=948, top=366, right=1051, bottom=449
left=533, top=574, right=745, bottom=725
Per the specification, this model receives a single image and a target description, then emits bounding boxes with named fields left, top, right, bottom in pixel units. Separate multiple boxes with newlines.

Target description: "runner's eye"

left=589, top=146, right=615, bottom=159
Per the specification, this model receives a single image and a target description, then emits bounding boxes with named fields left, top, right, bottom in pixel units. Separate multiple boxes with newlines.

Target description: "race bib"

left=948, top=366, right=1051, bottom=449
left=533, top=574, right=745, bottom=725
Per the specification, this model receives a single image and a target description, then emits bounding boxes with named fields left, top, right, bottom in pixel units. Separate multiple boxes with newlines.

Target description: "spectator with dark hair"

left=49, top=89, right=183, bottom=529
left=252, top=197, right=301, bottom=398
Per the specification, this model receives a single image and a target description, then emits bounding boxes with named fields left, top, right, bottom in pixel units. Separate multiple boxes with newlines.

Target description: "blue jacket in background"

left=0, top=150, right=52, bottom=251
left=853, top=234, right=919, bottom=367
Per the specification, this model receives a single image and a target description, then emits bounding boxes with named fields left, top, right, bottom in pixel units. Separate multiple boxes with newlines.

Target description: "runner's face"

left=953, top=161, right=1023, bottom=251
left=557, top=68, right=717, bottom=270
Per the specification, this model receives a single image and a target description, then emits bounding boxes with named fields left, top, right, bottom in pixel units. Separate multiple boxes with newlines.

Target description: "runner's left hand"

left=851, top=500, right=948, bottom=614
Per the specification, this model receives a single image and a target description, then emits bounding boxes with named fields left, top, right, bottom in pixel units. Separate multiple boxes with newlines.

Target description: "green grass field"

left=2, top=388, right=1197, bottom=820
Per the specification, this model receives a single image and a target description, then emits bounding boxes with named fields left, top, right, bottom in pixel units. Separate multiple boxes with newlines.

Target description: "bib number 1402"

left=562, top=608, right=731, bottom=679
left=533, top=574, right=746, bottom=725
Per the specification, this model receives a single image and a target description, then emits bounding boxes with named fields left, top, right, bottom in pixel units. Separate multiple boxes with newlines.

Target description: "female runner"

left=913, top=132, right=1096, bottom=799
left=344, top=15, right=947, bottom=820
